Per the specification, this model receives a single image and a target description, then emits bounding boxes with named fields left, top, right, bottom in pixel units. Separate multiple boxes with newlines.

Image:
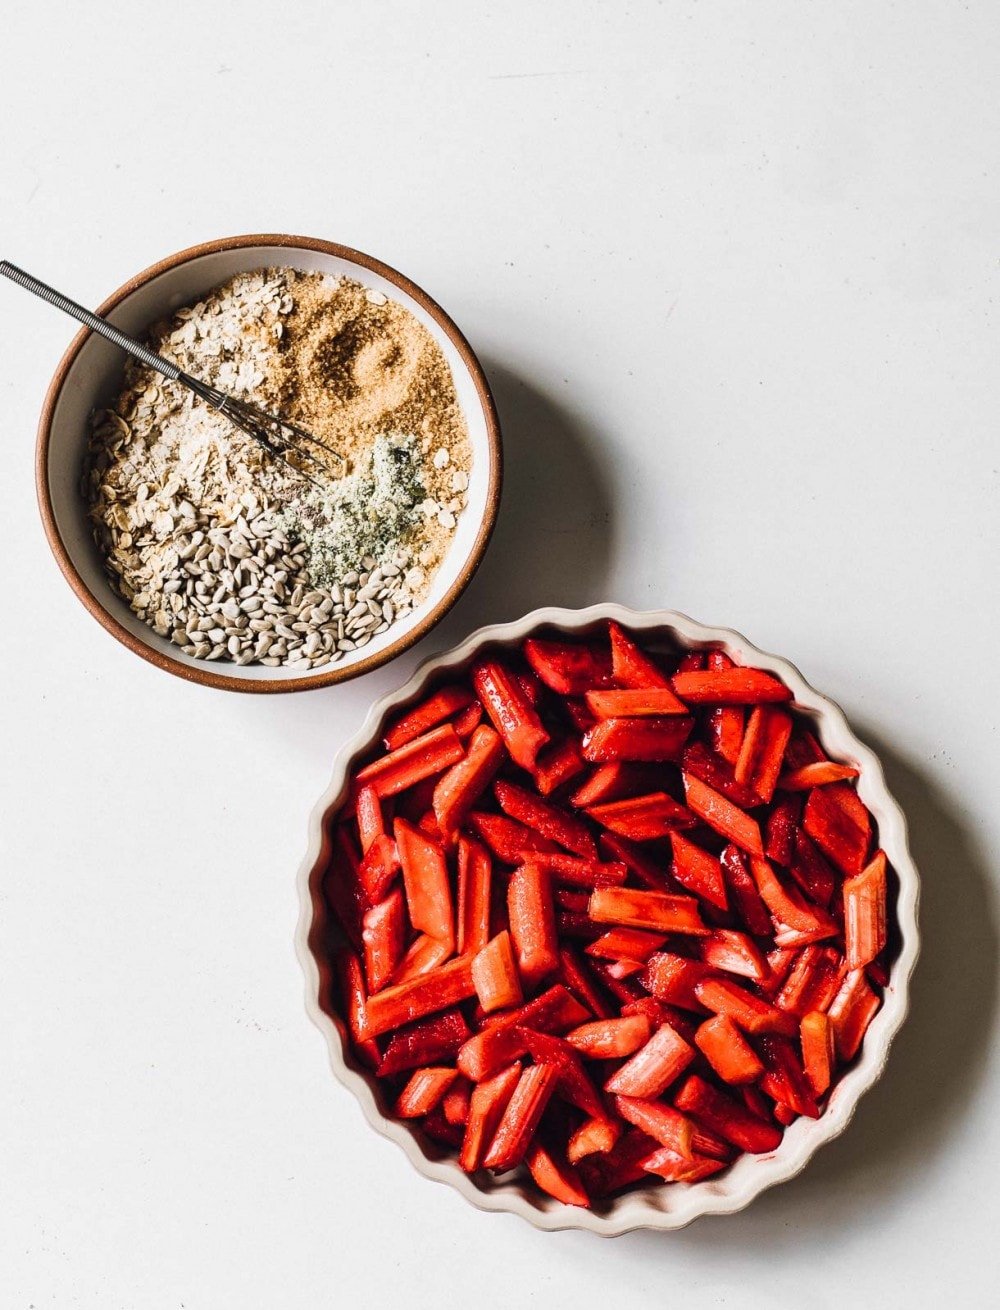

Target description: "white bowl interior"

left=44, top=244, right=494, bottom=684
left=296, top=605, right=920, bottom=1235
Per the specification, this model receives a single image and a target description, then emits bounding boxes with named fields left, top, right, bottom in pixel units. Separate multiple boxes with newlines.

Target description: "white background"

left=1, top=2, right=998, bottom=1306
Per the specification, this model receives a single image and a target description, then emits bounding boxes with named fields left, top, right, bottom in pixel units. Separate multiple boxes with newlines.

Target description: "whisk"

left=0, top=260, right=342, bottom=485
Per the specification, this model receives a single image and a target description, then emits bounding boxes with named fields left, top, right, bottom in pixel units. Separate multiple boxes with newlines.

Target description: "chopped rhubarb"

left=583, top=716, right=694, bottom=763
left=614, top=1095, right=694, bottom=1157
left=570, top=762, right=650, bottom=808
left=558, top=945, right=615, bottom=1019
left=532, top=738, right=586, bottom=795
left=355, top=785, right=384, bottom=853
left=472, top=931, right=524, bottom=1013
left=586, top=687, right=688, bottom=718
left=675, top=650, right=706, bottom=673
left=695, top=978, right=798, bottom=1036
left=467, top=811, right=558, bottom=864
left=758, top=946, right=798, bottom=999
left=581, top=1127, right=662, bottom=1194
left=524, top=637, right=613, bottom=695
left=802, top=782, right=871, bottom=876
left=735, top=706, right=792, bottom=803
left=508, top=863, right=559, bottom=989
left=608, top=621, right=674, bottom=689
left=843, top=850, right=888, bottom=970
left=586, top=927, right=668, bottom=964
left=671, top=668, right=792, bottom=705
left=472, top=659, right=549, bottom=771
left=589, top=887, right=708, bottom=935
left=642, top=1147, right=728, bottom=1183
left=378, top=1009, right=472, bottom=1076
left=775, top=945, right=844, bottom=1017
left=828, top=969, right=881, bottom=1061
left=681, top=739, right=763, bottom=810
left=334, top=949, right=380, bottom=1068
left=452, top=700, right=485, bottom=741
left=789, top=830, right=837, bottom=908
left=394, top=818, right=453, bottom=943
left=525, top=1140, right=591, bottom=1206
left=720, top=844, right=773, bottom=936
left=456, top=836, right=492, bottom=956
left=640, top=953, right=709, bottom=1009
left=566, top=1014, right=653, bottom=1060
left=366, top=956, right=475, bottom=1038
left=674, top=1075, right=783, bottom=1153
left=392, top=932, right=453, bottom=984
left=598, top=832, right=672, bottom=890
left=442, top=1077, right=472, bottom=1125
left=765, top=793, right=802, bottom=867
left=362, top=889, right=406, bottom=993
left=604, top=1022, right=694, bottom=1097
left=394, top=1067, right=459, bottom=1118
left=567, top=1115, right=622, bottom=1163
left=459, top=1063, right=522, bottom=1172
left=586, top=791, right=696, bottom=841
left=527, top=851, right=628, bottom=888
left=800, top=1010, right=836, bottom=1095
left=483, top=1063, right=561, bottom=1170
left=700, top=929, right=767, bottom=981
left=695, top=1014, right=764, bottom=1084
left=757, top=1035, right=819, bottom=1118
left=779, top=761, right=860, bottom=791
left=518, top=1029, right=606, bottom=1119
left=324, top=826, right=366, bottom=951
left=750, top=855, right=836, bottom=936
left=384, top=686, right=475, bottom=751
left=356, top=832, right=402, bottom=905
left=683, top=773, right=763, bottom=855
left=705, top=651, right=745, bottom=766
left=432, top=724, right=505, bottom=838
left=457, top=985, right=589, bottom=1080
left=354, top=723, right=465, bottom=800
left=495, top=779, right=598, bottom=858
left=670, top=832, right=728, bottom=910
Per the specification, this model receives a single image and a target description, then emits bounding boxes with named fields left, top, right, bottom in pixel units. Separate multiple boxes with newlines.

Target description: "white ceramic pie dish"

left=36, top=234, right=502, bottom=693
left=295, top=605, right=921, bottom=1234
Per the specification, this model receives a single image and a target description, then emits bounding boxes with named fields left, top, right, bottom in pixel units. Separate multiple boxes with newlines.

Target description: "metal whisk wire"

left=0, top=259, right=342, bottom=486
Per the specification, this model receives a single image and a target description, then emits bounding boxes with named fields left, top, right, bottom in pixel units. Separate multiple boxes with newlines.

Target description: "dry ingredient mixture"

left=82, top=270, right=472, bottom=670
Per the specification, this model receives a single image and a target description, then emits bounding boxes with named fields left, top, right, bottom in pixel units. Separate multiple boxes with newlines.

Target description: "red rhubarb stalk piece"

left=362, top=889, right=406, bottom=993
left=334, top=949, right=380, bottom=1068
left=802, top=782, right=872, bottom=876
left=384, top=685, right=475, bottom=751
left=472, top=659, right=550, bottom=771
left=583, top=716, right=694, bottom=763
left=675, top=650, right=706, bottom=673
left=442, top=1077, right=473, bottom=1125
left=735, top=706, right=793, bottom=803
left=705, top=651, right=745, bottom=766
left=758, top=946, right=798, bottom=998
left=608, top=620, right=675, bottom=690
left=508, top=863, right=560, bottom=990
left=459, top=1063, right=522, bottom=1172
left=694, top=977, right=798, bottom=1036
left=457, top=985, right=589, bottom=1080
left=377, top=1009, right=472, bottom=1076
left=720, top=844, right=773, bottom=936
left=642, top=1147, right=728, bottom=1183
left=843, top=850, right=888, bottom=970
left=800, top=1010, right=836, bottom=1095
left=774, top=945, right=845, bottom=1017
left=586, top=927, right=668, bottom=964
left=681, top=740, right=764, bottom=810
left=432, top=724, right=505, bottom=838
left=589, top=886, right=708, bottom=935
left=532, top=738, right=586, bottom=795
left=695, top=1014, right=765, bottom=1084
left=565, top=1014, right=653, bottom=1060
left=599, top=832, right=672, bottom=890
left=758, top=1035, right=820, bottom=1118
left=785, top=728, right=826, bottom=769
left=392, top=932, right=453, bottom=985
left=525, top=1141, right=591, bottom=1207
left=472, top=931, right=524, bottom=1013
left=772, top=922, right=838, bottom=948
left=683, top=773, right=764, bottom=855
left=570, top=762, right=649, bottom=808
left=456, top=836, right=492, bottom=956
left=558, top=945, right=615, bottom=1019
left=604, top=1022, right=695, bottom=1098
left=827, top=969, right=881, bottom=1061
left=779, top=761, right=860, bottom=791
left=567, top=1116, right=622, bottom=1163
left=674, top=1074, right=783, bottom=1153
left=452, top=700, right=485, bottom=741
left=356, top=832, right=402, bottom=906
left=495, top=779, right=598, bottom=858
left=580, top=1127, right=662, bottom=1194
left=789, top=830, right=837, bottom=908
left=483, top=1063, right=561, bottom=1170
left=585, top=688, right=689, bottom=718
left=355, top=785, right=384, bottom=853
left=354, top=723, right=465, bottom=800
left=699, top=929, right=767, bottom=981
left=613, top=1095, right=694, bottom=1157
left=527, top=852, right=628, bottom=888
left=518, top=1029, right=606, bottom=1119
left=640, top=953, right=709, bottom=1009
left=671, top=667, right=792, bottom=705
left=523, top=637, right=613, bottom=695
left=394, top=1067, right=459, bottom=1118
left=467, top=811, right=559, bottom=864
left=586, top=791, right=696, bottom=841
left=366, top=957, right=476, bottom=1038
left=324, top=826, right=366, bottom=951
left=765, top=794, right=802, bottom=867
left=670, top=832, right=729, bottom=911
left=749, top=854, right=835, bottom=935
left=394, top=817, right=454, bottom=943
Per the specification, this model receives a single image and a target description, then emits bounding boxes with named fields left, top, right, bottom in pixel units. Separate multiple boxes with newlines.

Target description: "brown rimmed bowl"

left=296, top=605, right=921, bottom=1234
left=36, top=234, right=502, bottom=692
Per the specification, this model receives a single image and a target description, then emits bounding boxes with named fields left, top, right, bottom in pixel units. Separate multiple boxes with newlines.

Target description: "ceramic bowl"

left=296, top=605, right=920, bottom=1234
left=36, top=234, right=502, bottom=692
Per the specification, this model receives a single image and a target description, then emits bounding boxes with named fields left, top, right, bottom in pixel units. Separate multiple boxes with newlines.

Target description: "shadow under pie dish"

left=296, top=606, right=920, bottom=1234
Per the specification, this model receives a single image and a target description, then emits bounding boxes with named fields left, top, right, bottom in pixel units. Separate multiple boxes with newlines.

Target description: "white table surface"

left=2, top=2, right=998, bottom=1305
